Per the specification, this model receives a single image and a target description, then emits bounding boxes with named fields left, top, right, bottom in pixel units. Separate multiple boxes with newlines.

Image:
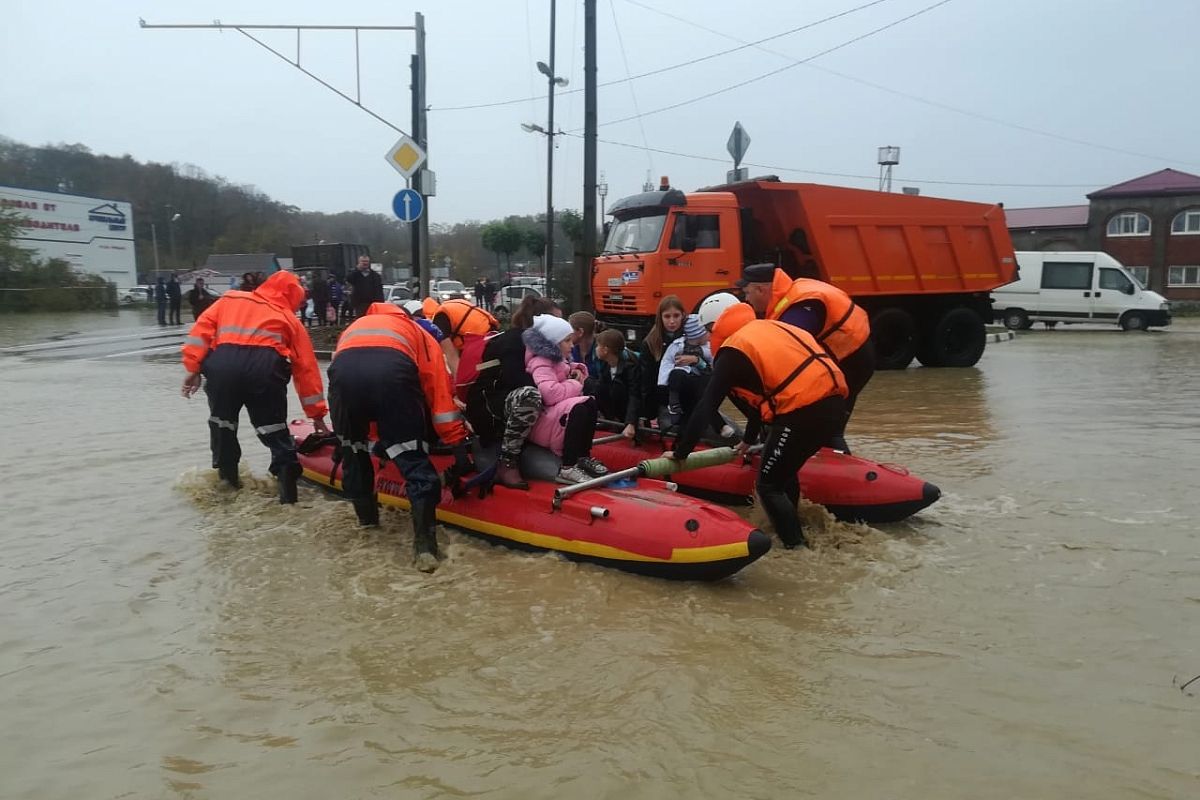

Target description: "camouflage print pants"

left=501, top=386, right=543, bottom=460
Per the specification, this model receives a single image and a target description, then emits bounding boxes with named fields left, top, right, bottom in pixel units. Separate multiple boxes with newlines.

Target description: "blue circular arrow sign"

left=392, top=188, right=424, bottom=222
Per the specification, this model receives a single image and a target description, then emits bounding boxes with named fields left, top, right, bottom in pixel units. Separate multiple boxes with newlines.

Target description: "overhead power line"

left=622, top=0, right=1200, bottom=168
left=593, top=0, right=957, bottom=129
left=563, top=132, right=1101, bottom=188
left=430, top=0, right=896, bottom=112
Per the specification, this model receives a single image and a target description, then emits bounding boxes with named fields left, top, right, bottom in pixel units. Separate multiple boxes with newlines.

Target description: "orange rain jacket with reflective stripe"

left=435, top=299, right=499, bottom=352
left=718, top=318, right=848, bottom=423
left=767, top=271, right=870, bottom=361
left=334, top=302, right=469, bottom=444
left=182, top=271, right=328, bottom=418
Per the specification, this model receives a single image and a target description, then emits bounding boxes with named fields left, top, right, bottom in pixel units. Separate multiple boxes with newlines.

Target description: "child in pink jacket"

left=522, top=314, right=609, bottom=484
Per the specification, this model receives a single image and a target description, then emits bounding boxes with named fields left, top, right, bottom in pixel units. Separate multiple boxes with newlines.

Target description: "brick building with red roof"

left=1007, top=169, right=1200, bottom=301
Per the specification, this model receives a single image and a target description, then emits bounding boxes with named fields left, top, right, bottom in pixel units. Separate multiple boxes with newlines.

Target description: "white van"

left=994, top=252, right=1171, bottom=331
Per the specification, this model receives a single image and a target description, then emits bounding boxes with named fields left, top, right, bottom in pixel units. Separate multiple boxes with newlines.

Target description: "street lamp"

left=166, top=205, right=182, bottom=266
left=521, top=0, right=569, bottom=296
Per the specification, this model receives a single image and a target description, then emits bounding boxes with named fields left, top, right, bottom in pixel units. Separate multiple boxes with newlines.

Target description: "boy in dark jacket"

left=593, top=328, right=642, bottom=439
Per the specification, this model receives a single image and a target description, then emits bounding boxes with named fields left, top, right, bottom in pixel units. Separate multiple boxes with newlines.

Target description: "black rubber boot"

left=759, top=490, right=808, bottom=549
left=410, top=498, right=440, bottom=573
left=352, top=495, right=380, bottom=527
left=218, top=461, right=241, bottom=489
left=278, top=462, right=301, bottom=504
left=495, top=457, right=529, bottom=490
left=828, top=433, right=851, bottom=454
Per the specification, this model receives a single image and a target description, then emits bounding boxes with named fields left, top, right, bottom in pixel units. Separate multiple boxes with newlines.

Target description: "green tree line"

left=0, top=137, right=587, bottom=290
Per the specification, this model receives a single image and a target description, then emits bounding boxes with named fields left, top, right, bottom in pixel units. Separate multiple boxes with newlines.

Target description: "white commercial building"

left=0, top=185, right=137, bottom=290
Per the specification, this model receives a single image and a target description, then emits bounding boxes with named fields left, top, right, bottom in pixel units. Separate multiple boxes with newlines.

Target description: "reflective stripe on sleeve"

left=300, top=393, right=325, bottom=405
left=385, top=440, right=423, bottom=458
left=217, top=325, right=283, bottom=343
left=184, top=336, right=207, bottom=346
left=431, top=410, right=463, bottom=424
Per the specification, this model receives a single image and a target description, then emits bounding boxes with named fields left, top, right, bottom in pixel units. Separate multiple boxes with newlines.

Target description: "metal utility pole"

left=415, top=12, right=430, bottom=294
left=545, top=0, right=558, bottom=299
left=579, top=0, right=597, bottom=313
left=151, top=222, right=161, bottom=275
left=410, top=53, right=422, bottom=291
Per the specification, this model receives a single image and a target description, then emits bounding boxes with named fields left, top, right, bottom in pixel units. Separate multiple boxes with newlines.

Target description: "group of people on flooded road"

left=177, top=261, right=876, bottom=570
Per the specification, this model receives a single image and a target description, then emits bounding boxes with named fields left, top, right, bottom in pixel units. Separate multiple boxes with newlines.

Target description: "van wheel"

left=870, top=307, right=917, bottom=370
left=1003, top=309, right=1029, bottom=331
left=1120, top=311, right=1147, bottom=331
left=926, top=307, right=986, bottom=368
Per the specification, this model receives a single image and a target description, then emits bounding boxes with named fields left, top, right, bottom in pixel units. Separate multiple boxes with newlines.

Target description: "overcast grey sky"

left=2, top=0, right=1197, bottom=223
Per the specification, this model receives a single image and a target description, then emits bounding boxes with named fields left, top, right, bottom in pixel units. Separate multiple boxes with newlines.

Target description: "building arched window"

left=1106, top=211, right=1151, bottom=237
left=1171, top=209, right=1200, bottom=235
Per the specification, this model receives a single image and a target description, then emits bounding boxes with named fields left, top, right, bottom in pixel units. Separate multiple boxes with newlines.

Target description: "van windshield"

left=603, top=213, right=667, bottom=254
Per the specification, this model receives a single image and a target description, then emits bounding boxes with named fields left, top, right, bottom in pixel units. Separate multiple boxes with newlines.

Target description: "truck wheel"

left=870, top=308, right=918, bottom=370
left=1002, top=309, right=1029, bottom=331
left=926, top=307, right=986, bottom=368
left=1120, top=311, right=1147, bottom=331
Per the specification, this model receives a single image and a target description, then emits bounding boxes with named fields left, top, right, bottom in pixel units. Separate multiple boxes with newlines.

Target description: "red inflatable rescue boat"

left=589, top=436, right=941, bottom=524
left=290, top=421, right=771, bottom=581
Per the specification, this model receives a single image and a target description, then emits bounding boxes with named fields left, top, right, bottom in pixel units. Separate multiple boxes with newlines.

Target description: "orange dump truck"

left=592, top=177, right=1017, bottom=368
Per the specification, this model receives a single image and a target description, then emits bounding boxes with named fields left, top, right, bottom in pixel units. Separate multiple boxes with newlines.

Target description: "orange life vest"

left=334, top=302, right=468, bottom=444
left=435, top=299, right=499, bottom=352
left=181, top=271, right=327, bottom=419
left=720, top=319, right=848, bottom=423
left=422, top=297, right=442, bottom=320
left=767, top=271, right=870, bottom=361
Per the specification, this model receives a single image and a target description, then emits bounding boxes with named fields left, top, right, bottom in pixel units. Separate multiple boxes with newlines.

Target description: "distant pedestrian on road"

left=311, top=272, right=330, bottom=327
left=166, top=273, right=182, bottom=325
left=474, top=277, right=487, bottom=308
left=155, top=276, right=168, bottom=325
left=186, top=278, right=217, bottom=321
left=484, top=278, right=497, bottom=311
left=346, top=256, right=384, bottom=319
left=239, top=272, right=259, bottom=291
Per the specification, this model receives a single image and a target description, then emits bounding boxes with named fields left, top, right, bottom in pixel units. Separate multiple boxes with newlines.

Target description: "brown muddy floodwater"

left=1, top=309, right=1198, bottom=799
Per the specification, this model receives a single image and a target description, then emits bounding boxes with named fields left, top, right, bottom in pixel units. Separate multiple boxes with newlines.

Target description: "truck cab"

left=595, top=182, right=742, bottom=340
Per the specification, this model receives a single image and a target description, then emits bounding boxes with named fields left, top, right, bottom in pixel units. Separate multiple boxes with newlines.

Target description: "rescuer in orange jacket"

left=329, top=302, right=471, bottom=572
left=432, top=298, right=499, bottom=352
left=181, top=270, right=329, bottom=502
left=667, top=294, right=848, bottom=549
left=738, top=263, right=875, bottom=453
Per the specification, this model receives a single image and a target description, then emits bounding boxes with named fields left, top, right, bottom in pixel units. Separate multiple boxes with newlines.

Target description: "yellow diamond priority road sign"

left=384, top=136, right=426, bottom=180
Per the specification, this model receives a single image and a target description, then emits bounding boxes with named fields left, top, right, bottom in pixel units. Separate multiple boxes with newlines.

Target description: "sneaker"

left=556, top=464, right=591, bottom=484
left=666, top=403, right=683, bottom=416
left=576, top=456, right=609, bottom=477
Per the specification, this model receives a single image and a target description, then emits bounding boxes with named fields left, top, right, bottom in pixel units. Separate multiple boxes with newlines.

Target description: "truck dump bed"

left=728, top=181, right=1016, bottom=295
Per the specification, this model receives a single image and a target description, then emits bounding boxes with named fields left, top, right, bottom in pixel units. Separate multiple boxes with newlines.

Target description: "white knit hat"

left=531, top=313, right=574, bottom=344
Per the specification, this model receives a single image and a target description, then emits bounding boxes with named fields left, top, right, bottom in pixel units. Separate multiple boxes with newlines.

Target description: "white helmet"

left=698, top=292, right=741, bottom=329
left=402, top=299, right=425, bottom=318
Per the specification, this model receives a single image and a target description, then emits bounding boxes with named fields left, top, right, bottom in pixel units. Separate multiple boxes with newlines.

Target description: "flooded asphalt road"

left=1, top=308, right=1197, bottom=799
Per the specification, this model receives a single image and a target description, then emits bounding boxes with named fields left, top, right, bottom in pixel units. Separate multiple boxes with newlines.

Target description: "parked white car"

left=431, top=280, right=470, bottom=303
left=383, top=284, right=413, bottom=307
left=994, top=251, right=1171, bottom=331
left=493, top=284, right=543, bottom=318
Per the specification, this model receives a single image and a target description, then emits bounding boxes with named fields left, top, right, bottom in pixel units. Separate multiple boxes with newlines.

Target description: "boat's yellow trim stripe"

left=303, top=467, right=750, bottom=564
